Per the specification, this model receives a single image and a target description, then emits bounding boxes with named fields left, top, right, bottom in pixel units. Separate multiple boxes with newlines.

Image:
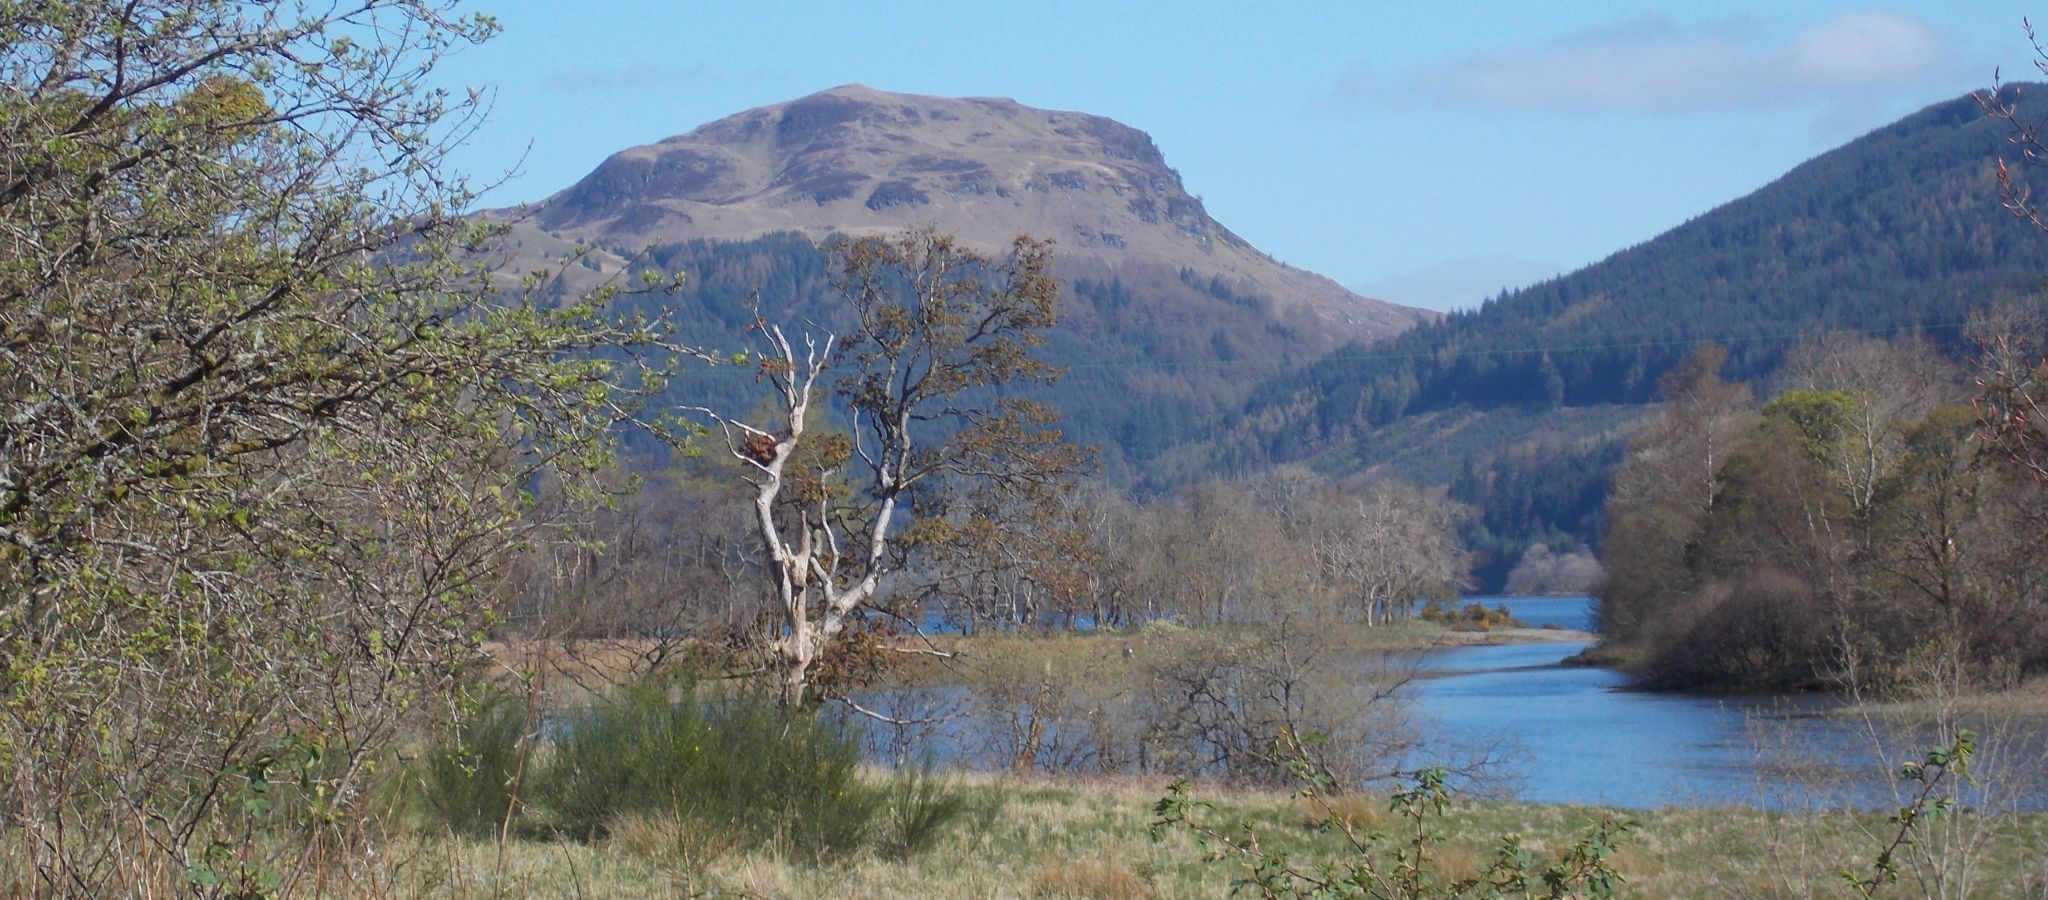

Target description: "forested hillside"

left=602, top=234, right=1330, bottom=481
left=1160, top=86, right=2048, bottom=585
left=1231, top=87, right=2048, bottom=460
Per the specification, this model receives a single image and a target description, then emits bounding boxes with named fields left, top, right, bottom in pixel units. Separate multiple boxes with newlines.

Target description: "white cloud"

left=1336, top=12, right=1952, bottom=113
left=1787, top=13, right=1944, bottom=87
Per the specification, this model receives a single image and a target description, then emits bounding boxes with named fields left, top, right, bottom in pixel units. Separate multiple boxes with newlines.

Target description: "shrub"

left=877, top=758, right=990, bottom=860
left=1421, top=600, right=1526, bottom=631
left=536, top=676, right=881, bottom=860
left=416, top=691, right=532, bottom=837
left=419, top=674, right=986, bottom=863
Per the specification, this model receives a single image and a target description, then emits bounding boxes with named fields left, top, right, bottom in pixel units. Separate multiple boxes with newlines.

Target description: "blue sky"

left=433, top=2, right=2036, bottom=311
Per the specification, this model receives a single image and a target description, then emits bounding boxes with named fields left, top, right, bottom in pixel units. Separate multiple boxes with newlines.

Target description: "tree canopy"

left=0, top=2, right=671, bottom=890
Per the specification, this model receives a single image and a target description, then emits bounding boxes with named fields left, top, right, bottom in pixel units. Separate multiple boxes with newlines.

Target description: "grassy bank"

left=886, top=618, right=1594, bottom=689
left=1563, top=638, right=2048, bottom=723
left=486, top=618, right=1595, bottom=700
left=366, top=771, right=2048, bottom=898
left=1825, top=675, right=2048, bottom=722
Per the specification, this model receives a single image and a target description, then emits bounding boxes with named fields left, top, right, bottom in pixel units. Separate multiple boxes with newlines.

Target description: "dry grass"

left=1429, top=844, right=1483, bottom=882
left=480, top=620, right=1593, bottom=701
left=891, top=618, right=1566, bottom=690
left=1029, top=854, right=1158, bottom=899
left=1300, top=792, right=1390, bottom=832
left=26, top=769, right=2042, bottom=898
left=603, top=810, right=741, bottom=874
left=1830, top=673, right=2048, bottom=721
left=399, top=773, right=2048, bottom=898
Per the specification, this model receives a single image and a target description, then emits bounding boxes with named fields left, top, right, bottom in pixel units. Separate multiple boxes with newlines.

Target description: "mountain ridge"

left=1230, top=84, right=2048, bottom=458
left=494, top=83, right=1432, bottom=343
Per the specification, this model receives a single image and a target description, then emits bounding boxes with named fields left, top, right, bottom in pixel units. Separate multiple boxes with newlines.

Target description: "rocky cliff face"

left=502, top=84, right=1430, bottom=342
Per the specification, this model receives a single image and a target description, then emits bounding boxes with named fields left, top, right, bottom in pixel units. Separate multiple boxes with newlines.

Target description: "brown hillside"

left=494, top=84, right=1430, bottom=343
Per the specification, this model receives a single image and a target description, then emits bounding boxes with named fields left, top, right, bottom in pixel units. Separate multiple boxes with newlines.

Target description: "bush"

left=415, top=674, right=985, bottom=863
left=1422, top=600, right=1527, bottom=631
left=537, top=676, right=717, bottom=841
left=417, top=691, right=532, bottom=837
left=535, top=676, right=876, bottom=860
left=877, top=758, right=991, bottom=860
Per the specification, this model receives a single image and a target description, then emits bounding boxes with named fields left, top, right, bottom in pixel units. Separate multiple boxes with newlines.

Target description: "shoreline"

left=484, top=620, right=1604, bottom=698
left=885, top=619, right=1599, bottom=689
left=1555, top=637, right=2048, bottom=719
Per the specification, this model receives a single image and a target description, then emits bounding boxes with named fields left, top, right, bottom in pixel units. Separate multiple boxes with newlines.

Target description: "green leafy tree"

left=0, top=2, right=672, bottom=892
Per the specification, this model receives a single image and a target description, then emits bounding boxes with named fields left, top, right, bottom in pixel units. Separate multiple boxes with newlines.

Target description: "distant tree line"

left=515, top=463, right=1474, bottom=676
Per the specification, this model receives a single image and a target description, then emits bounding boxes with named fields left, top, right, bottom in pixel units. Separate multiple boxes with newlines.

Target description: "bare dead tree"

left=687, top=230, right=1082, bottom=707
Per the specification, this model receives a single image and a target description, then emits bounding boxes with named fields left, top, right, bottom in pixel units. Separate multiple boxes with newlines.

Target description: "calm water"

left=1411, top=597, right=2047, bottom=810
left=1408, top=635, right=1831, bottom=807
left=1466, top=594, right=1597, bottom=631
left=864, top=596, right=2047, bottom=810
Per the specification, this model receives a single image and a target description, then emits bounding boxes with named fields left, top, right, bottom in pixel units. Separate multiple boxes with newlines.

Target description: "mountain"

left=1200, top=85, right=2048, bottom=586
left=486, top=84, right=1433, bottom=478
left=499, top=84, right=1427, bottom=342
left=1241, top=87, right=2048, bottom=449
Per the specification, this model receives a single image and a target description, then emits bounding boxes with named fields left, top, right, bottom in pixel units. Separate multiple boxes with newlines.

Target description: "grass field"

left=356, top=771, right=2048, bottom=899
left=360, top=625, right=2048, bottom=898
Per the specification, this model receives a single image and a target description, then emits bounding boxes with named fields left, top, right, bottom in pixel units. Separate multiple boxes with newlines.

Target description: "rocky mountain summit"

left=502, top=84, right=1429, bottom=342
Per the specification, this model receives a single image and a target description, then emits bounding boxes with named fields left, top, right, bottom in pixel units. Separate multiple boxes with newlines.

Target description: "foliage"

left=1592, top=346, right=1755, bottom=649
left=1970, top=312, right=2048, bottom=486
left=1055, top=473, right=1470, bottom=633
left=1450, top=438, right=1623, bottom=591
left=537, top=677, right=862, bottom=857
left=1418, top=602, right=1523, bottom=632
left=966, top=619, right=1437, bottom=788
left=1594, top=335, right=2048, bottom=690
left=1154, top=736, right=1635, bottom=899
left=1235, top=89, right=2040, bottom=458
left=1501, top=544, right=1604, bottom=596
left=493, top=461, right=764, bottom=648
left=0, top=2, right=678, bottom=891
left=878, top=756, right=992, bottom=862
left=415, top=690, right=532, bottom=838
left=1156, top=87, right=2048, bottom=587
left=529, top=674, right=978, bottom=863
left=581, top=233, right=1339, bottom=487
